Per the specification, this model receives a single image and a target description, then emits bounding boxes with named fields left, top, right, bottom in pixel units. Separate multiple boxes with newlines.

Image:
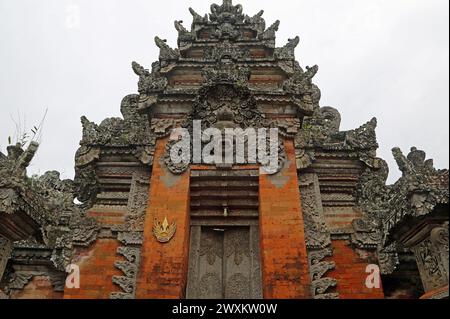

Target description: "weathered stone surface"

left=0, top=0, right=448, bottom=299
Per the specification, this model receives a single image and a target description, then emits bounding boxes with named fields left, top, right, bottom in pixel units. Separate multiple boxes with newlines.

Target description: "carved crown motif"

left=210, top=0, right=244, bottom=23
left=153, top=217, right=177, bottom=243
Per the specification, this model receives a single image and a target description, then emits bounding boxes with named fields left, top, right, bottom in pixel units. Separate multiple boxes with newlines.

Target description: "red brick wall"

left=64, top=239, right=122, bottom=299
left=135, top=138, right=191, bottom=299
left=328, top=239, right=384, bottom=299
left=259, top=139, right=311, bottom=299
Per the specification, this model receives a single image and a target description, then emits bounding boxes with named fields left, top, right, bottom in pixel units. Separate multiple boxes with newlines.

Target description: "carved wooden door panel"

left=186, top=226, right=262, bottom=299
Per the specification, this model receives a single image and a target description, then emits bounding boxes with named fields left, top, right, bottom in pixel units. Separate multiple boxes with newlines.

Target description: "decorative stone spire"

left=209, top=0, right=244, bottom=23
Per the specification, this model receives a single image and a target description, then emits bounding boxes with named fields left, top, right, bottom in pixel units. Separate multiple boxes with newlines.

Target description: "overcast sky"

left=0, top=0, right=448, bottom=183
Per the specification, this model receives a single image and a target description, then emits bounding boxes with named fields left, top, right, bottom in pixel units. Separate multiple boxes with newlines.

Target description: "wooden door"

left=186, top=225, right=262, bottom=299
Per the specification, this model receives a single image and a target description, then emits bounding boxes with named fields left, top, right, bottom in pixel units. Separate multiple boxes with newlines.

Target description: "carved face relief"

left=191, top=84, right=263, bottom=130
left=318, top=107, right=341, bottom=133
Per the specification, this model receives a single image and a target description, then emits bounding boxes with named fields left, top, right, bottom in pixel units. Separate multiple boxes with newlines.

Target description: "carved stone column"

left=299, top=173, right=339, bottom=299
left=400, top=221, right=449, bottom=298
left=0, top=235, right=12, bottom=282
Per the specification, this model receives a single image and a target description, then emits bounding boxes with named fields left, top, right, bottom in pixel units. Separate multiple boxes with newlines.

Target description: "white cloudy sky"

left=0, top=0, right=448, bottom=183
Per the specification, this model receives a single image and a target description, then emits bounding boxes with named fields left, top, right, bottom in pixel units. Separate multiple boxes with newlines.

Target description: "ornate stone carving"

left=244, top=10, right=266, bottom=34
left=0, top=268, right=64, bottom=294
left=186, top=1, right=281, bottom=47
left=110, top=247, right=141, bottom=299
left=0, top=236, right=11, bottom=282
left=189, top=7, right=208, bottom=24
left=271, top=118, right=301, bottom=138
left=174, top=20, right=194, bottom=47
left=1, top=271, right=39, bottom=292
left=308, top=248, right=339, bottom=299
left=117, top=232, right=143, bottom=246
left=151, top=118, right=182, bottom=138
left=203, top=43, right=250, bottom=62
left=350, top=218, right=383, bottom=249
left=163, top=138, right=191, bottom=175
left=110, top=172, right=150, bottom=299
left=377, top=243, right=400, bottom=275
left=202, top=62, right=251, bottom=86
left=383, top=147, right=449, bottom=243
left=73, top=164, right=99, bottom=207
left=210, top=0, right=244, bottom=23
left=275, top=36, right=300, bottom=60
left=75, top=94, right=155, bottom=208
left=299, top=173, right=331, bottom=249
left=0, top=142, right=99, bottom=283
left=132, top=61, right=168, bottom=95
left=259, top=20, right=280, bottom=42
left=163, top=72, right=286, bottom=175
left=0, top=0, right=447, bottom=301
left=353, top=147, right=448, bottom=289
left=430, top=223, right=449, bottom=278
left=284, top=64, right=318, bottom=96
left=412, top=237, right=448, bottom=292
left=295, top=106, right=379, bottom=171
left=155, top=36, right=180, bottom=66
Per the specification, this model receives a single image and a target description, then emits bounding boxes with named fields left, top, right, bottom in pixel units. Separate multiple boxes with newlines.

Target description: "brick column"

left=135, top=138, right=191, bottom=299
left=259, top=139, right=311, bottom=298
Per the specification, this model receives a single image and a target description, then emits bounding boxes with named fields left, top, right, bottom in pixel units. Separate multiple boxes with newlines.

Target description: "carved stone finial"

left=244, top=10, right=266, bottom=33
left=259, top=20, right=280, bottom=41
left=210, top=0, right=244, bottom=23
left=131, top=61, right=168, bottom=95
left=174, top=20, right=188, bottom=33
left=154, top=36, right=180, bottom=65
left=392, top=146, right=437, bottom=177
left=189, top=7, right=208, bottom=24
left=275, top=36, right=300, bottom=60
left=283, top=64, right=319, bottom=97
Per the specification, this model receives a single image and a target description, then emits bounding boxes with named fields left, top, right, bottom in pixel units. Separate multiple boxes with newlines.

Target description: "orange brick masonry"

left=136, top=138, right=191, bottom=299
left=64, top=239, right=122, bottom=299
left=259, top=139, right=311, bottom=298
left=328, top=239, right=384, bottom=299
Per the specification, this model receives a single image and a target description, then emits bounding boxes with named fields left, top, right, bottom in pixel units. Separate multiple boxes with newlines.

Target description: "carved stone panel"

left=430, top=224, right=449, bottom=280
left=411, top=236, right=448, bottom=292
left=110, top=171, right=150, bottom=299
left=299, top=173, right=331, bottom=249
left=0, top=235, right=11, bottom=282
left=186, top=226, right=262, bottom=299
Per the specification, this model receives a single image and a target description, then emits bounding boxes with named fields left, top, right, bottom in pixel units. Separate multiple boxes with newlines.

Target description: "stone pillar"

left=135, top=138, right=191, bottom=299
left=259, top=139, right=311, bottom=298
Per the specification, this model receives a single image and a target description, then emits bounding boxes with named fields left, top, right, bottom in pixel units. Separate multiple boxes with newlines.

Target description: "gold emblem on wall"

left=153, top=217, right=176, bottom=243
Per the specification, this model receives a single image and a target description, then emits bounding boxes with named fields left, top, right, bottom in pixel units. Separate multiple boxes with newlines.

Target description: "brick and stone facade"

left=0, top=1, right=448, bottom=299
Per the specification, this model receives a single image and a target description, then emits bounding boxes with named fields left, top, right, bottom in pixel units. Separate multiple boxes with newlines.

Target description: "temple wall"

left=64, top=239, right=122, bottom=299
left=328, top=239, right=384, bottom=299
